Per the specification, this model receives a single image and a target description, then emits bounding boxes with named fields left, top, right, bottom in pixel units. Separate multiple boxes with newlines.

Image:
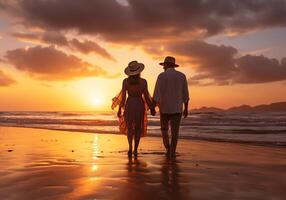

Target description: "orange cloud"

left=12, top=32, right=116, bottom=61
left=0, top=70, right=16, bottom=86
left=2, top=0, right=286, bottom=85
left=5, top=46, right=111, bottom=81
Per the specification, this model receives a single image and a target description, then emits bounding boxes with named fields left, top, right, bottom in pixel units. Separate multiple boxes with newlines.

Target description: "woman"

left=113, top=61, right=155, bottom=157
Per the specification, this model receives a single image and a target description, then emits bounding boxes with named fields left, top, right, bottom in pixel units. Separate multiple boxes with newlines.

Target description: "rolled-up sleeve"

left=182, top=75, right=189, bottom=103
left=153, top=75, right=161, bottom=103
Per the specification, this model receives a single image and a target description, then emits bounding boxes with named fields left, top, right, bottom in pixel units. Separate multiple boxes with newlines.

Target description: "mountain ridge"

left=191, top=102, right=286, bottom=113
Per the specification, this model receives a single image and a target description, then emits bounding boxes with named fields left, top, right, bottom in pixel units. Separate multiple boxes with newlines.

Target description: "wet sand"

left=0, top=126, right=285, bottom=200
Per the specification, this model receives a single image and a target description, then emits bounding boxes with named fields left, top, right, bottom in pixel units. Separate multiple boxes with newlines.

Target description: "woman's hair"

left=127, top=74, right=140, bottom=85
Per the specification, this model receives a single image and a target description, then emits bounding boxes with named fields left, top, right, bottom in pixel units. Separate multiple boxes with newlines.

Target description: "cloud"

left=9, top=0, right=132, bottom=40
left=69, top=39, right=116, bottom=61
left=147, top=40, right=286, bottom=85
left=0, top=70, right=16, bottom=86
left=12, top=32, right=67, bottom=45
left=5, top=45, right=110, bottom=80
left=12, top=32, right=116, bottom=61
left=2, top=0, right=286, bottom=85
left=167, top=40, right=238, bottom=82
left=234, top=55, right=286, bottom=83
left=2, top=0, right=286, bottom=42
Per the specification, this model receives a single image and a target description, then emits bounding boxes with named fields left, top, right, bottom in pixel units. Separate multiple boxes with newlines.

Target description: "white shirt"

left=153, top=68, right=189, bottom=114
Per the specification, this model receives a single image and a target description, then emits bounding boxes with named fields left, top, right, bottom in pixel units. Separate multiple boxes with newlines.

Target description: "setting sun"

left=90, top=96, right=104, bottom=107
left=0, top=1, right=286, bottom=199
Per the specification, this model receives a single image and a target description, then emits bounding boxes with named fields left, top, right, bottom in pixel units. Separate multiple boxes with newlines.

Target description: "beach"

left=0, top=126, right=285, bottom=200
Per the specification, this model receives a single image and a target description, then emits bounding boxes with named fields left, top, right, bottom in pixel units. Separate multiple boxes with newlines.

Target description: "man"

left=153, top=56, right=189, bottom=157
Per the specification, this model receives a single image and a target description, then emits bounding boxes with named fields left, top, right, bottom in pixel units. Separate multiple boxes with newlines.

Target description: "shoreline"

left=0, top=126, right=285, bottom=199
left=0, top=124, right=285, bottom=147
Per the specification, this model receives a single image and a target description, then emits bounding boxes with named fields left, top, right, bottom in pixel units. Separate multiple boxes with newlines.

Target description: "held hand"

left=150, top=108, right=156, bottom=116
left=117, top=110, right=122, bottom=118
left=183, top=108, right=188, bottom=118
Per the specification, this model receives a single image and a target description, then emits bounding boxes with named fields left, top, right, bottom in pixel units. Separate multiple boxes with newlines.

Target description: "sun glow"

left=91, top=164, right=98, bottom=171
left=90, top=96, right=104, bottom=107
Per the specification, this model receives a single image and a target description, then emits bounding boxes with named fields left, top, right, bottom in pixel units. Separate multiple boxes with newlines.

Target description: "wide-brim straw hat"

left=159, top=56, right=179, bottom=67
left=124, top=60, right=145, bottom=76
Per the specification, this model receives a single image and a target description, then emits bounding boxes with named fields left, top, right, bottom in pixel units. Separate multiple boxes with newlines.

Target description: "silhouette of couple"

left=112, top=56, right=189, bottom=158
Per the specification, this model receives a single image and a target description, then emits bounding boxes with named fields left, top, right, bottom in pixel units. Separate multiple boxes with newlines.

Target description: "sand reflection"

left=1, top=127, right=285, bottom=200
left=160, top=157, right=183, bottom=199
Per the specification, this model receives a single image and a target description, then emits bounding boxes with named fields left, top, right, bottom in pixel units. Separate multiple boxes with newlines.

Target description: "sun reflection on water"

left=91, top=135, right=100, bottom=172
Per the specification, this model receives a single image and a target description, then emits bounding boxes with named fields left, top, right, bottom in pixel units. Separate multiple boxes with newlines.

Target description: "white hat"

left=124, top=60, right=145, bottom=76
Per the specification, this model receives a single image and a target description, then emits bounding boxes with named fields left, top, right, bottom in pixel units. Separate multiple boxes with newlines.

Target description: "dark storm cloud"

left=12, top=32, right=116, bottom=61
left=0, top=70, right=16, bottom=86
left=5, top=46, right=110, bottom=80
left=2, top=0, right=286, bottom=41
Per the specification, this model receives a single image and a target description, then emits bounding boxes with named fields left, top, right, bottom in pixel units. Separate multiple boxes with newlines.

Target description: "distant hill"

left=191, top=106, right=224, bottom=113
left=227, top=105, right=253, bottom=113
left=191, top=102, right=286, bottom=113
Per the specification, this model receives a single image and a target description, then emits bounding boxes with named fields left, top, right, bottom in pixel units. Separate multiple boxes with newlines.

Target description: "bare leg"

left=170, top=114, right=182, bottom=157
left=134, top=128, right=141, bottom=157
left=127, top=128, right=133, bottom=157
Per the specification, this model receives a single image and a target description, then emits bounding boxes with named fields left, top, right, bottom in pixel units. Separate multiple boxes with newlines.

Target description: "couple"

left=112, top=56, right=189, bottom=158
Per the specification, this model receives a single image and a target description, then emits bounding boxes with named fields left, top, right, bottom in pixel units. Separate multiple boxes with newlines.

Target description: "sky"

left=0, top=0, right=286, bottom=111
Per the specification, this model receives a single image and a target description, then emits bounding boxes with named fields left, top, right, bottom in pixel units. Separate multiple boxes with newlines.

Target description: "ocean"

left=0, top=111, right=285, bottom=146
